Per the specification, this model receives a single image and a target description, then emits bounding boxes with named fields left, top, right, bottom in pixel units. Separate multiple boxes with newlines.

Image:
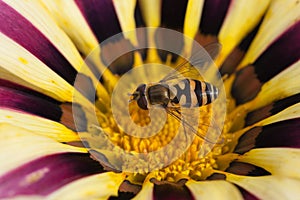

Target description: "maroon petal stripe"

left=74, top=0, right=122, bottom=43
left=161, top=0, right=188, bottom=30
left=225, top=162, right=270, bottom=176
left=199, top=0, right=232, bottom=35
left=238, top=186, right=260, bottom=200
left=74, top=73, right=97, bottom=102
left=232, top=21, right=300, bottom=104
left=75, top=0, right=135, bottom=75
left=220, top=18, right=262, bottom=75
left=234, top=118, right=300, bottom=154
left=0, top=84, right=87, bottom=131
left=0, top=79, right=59, bottom=104
left=154, top=0, right=188, bottom=62
left=0, top=153, right=104, bottom=198
left=135, top=2, right=147, bottom=60
left=245, top=93, right=300, bottom=126
left=153, top=181, right=195, bottom=200
left=134, top=1, right=145, bottom=28
left=254, top=22, right=300, bottom=82
left=0, top=1, right=77, bottom=84
left=0, top=86, right=62, bottom=121
left=206, top=173, right=226, bottom=180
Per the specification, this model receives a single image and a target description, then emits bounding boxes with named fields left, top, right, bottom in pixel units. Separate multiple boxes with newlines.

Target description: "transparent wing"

left=159, top=61, right=201, bottom=84
left=190, top=42, right=221, bottom=65
left=165, top=107, right=222, bottom=144
left=160, top=42, right=221, bottom=84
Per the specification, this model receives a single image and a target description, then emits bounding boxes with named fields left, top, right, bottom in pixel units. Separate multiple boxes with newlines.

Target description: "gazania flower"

left=0, top=0, right=300, bottom=199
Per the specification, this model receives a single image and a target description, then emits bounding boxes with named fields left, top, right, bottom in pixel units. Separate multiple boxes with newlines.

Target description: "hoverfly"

left=129, top=43, right=222, bottom=144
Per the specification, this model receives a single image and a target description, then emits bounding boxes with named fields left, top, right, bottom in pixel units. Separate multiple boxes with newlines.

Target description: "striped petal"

left=40, top=0, right=99, bottom=56
left=0, top=86, right=62, bottom=126
left=74, top=0, right=122, bottom=43
left=246, top=61, right=300, bottom=111
left=229, top=64, right=300, bottom=131
left=0, top=109, right=79, bottom=142
left=132, top=179, right=154, bottom=200
left=245, top=93, right=300, bottom=126
left=194, top=0, right=231, bottom=46
left=3, top=0, right=94, bottom=75
left=225, top=174, right=300, bottom=200
left=0, top=2, right=76, bottom=84
left=220, top=21, right=262, bottom=76
left=0, top=152, right=103, bottom=198
left=232, top=22, right=300, bottom=104
left=0, top=31, right=74, bottom=102
left=217, top=0, right=270, bottom=64
left=238, top=148, right=300, bottom=179
left=155, top=0, right=189, bottom=62
left=225, top=162, right=270, bottom=177
left=199, top=0, right=231, bottom=36
left=239, top=0, right=300, bottom=67
left=0, top=124, right=86, bottom=177
left=47, top=172, right=125, bottom=199
left=0, top=83, right=87, bottom=132
left=234, top=118, right=300, bottom=154
left=186, top=179, right=243, bottom=200
left=0, top=0, right=100, bottom=103
left=229, top=102, right=300, bottom=148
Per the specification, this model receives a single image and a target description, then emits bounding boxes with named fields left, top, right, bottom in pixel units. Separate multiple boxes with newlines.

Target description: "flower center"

left=92, top=60, right=229, bottom=183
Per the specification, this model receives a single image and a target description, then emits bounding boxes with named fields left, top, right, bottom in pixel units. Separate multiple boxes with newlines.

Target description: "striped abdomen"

left=169, top=79, right=218, bottom=108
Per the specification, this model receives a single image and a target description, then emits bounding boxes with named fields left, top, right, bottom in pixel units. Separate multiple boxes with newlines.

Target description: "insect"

left=129, top=43, right=222, bottom=144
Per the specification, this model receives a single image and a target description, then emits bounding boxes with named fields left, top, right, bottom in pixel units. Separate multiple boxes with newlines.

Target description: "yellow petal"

left=138, top=0, right=161, bottom=27
left=0, top=33, right=73, bottom=102
left=228, top=61, right=300, bottom=131
left=186, top=179, right=243, bottom=200
left=217, top=0, right=270, bottom=65
left=0, top=124, right=86, bottom=177
left=260, top=103, right=300, bottom=126
left=230, top=102, right=300, bottom=144
left=239, top=0, right=300, bottom=68
left=183, top=0, right=204, bottom=38
left=132, top=178, right=154, bottom=200
left=4, top=0, right=90, bottom=72
left=0, top=109, right=79, bottom=142
left=226, top=174, right=300, bottom=200
left=249, top=61, right=300, bottom=111
left=40, top=0, right=99, bottom=56
left=47, top=172, right=125, bottom=200
left=183, top=0, right=204, bottom=56
left=238, top=148, right=300, bottom=179
left=113, top=0, right=138, bottom=45
left=0, top=67, right=57, bottom=103
left=4, top=0, right=98, bottom=88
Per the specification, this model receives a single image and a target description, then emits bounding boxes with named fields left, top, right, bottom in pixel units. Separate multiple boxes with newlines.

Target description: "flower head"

left=0, top=0, right=300, bottom=199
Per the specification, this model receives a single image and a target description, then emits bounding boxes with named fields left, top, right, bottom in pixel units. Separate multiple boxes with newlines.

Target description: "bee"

left=130, top=43, right=222, bottom=143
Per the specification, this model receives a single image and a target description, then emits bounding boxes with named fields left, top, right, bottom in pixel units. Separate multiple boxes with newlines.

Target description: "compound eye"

left=137, top=96, right=148, bottom=110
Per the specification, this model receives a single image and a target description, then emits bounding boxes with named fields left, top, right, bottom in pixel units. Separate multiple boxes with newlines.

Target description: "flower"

left=0, top=0, right=300, bottom=199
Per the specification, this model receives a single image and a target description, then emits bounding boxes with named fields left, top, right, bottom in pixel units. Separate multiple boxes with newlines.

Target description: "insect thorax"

left=147, top=84, right=172, bottom=106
